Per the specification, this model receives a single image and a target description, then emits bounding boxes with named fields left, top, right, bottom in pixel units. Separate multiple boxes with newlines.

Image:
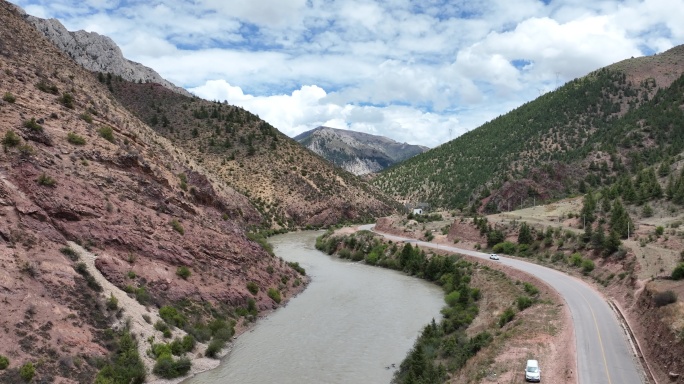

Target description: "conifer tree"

left=518, top=222, right=533, bottom=245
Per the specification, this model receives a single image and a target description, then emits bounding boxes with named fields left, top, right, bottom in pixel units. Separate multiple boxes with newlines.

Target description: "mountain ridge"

left=13, top=3, right=192, bottom=97
left=294, top=126, right=429, bottom=175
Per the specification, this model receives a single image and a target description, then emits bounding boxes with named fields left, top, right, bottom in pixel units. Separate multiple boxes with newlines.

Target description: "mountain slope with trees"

left=372, top=45, right=684, bottom=212
left=107, top=81, right=399, bottom=228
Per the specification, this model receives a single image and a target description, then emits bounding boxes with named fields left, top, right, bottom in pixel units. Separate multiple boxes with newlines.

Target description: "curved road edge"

left=360, top=224, right=648, bottom=384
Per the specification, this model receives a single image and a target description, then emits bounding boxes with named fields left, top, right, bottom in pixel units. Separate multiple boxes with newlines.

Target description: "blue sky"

left=13, top=0, right=684, bottom=147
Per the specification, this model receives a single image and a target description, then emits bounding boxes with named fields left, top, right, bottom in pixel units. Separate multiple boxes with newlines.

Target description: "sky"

left=13, top=0, right=684, bottom=147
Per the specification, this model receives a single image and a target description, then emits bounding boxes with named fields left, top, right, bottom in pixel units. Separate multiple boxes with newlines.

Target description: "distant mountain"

left=14, top=3, right=191, bottom=97
left=372, top=45, right=684, bottom=211
left=294, top=126, right=429, bottom=175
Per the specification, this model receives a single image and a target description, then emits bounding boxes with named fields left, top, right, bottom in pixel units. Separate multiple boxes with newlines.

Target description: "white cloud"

left=12, top=0, right=684, bottom=147
left=188, top=80, right=471, bottom=147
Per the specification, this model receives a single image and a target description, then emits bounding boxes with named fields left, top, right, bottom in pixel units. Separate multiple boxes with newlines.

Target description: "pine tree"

left=604, top=231, right=621, bottom=255
left=609, top=199, right=633, bottom=238
left=581, top=191, right=597, bottom=224
left=518, top=222, right=533, bottom=245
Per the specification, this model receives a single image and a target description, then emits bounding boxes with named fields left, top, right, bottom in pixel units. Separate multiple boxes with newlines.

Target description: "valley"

left=1, top=1, right=684, bottom=384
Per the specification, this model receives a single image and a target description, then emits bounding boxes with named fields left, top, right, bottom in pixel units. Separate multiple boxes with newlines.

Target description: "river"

left=183, top=230, right=444, bottom=384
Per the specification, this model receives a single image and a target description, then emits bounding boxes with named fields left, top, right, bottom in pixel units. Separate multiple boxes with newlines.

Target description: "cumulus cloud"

left=13, top=0, right=684, bottom=146
left=188, top=80, right=471, bottom=147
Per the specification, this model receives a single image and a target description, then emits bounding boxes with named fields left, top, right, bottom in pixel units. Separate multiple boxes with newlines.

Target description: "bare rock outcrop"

left=12, top=3, right=191, bottom=97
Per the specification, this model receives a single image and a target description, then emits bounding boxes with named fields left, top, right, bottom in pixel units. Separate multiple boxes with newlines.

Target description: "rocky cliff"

left=294, top=126, right=429, bottom=175
left=13, top=3, right=191, bottom=97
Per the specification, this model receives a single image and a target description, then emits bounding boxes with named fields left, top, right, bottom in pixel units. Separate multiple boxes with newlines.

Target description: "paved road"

left=361, top=224, right=646, bottom=384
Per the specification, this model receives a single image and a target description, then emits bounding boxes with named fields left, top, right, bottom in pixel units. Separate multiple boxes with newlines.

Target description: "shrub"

left=106, top=293, right=119, bottom=310
left=23, top=118, right=43, bottom=132
left=492, top=241, right=517, bottom=255
left=36, top=79, right=59, bottom=94
left=151, top=343, right=172, bottom=358
left=80, top=113, right=93, bottom=123
left=170, top=219, right=184, bottom=235
left=655, top=226, right=664, bottom=237
left=19, top=261, right=37, bottom=277
left=134, top=286, right=151, bottom=305
left=569, top=253, right=583, bottom=267
left=2, top=92, right=16, bottom=103
left=0, top=355, right=9, bottom=370
left=498, top=307, right=515, bottom=327
left=74, top=263, right=102, bottom=291
left=516, top=296, right=534, bottom=311
left=551, top=251, right=565, bottom=264
left=424, top=230, right=434, bottom=241
left=653, top=290, right=677, bottom=307
left=98, top=126, right=115, bottom=142
left=37, top=173, right=57, bottom=187
left=523, top=282, right=539, bottom=296
left=246, top=281, right=259, bottom=295
left=581, top=259, right=595, bottom=274
left=67, top=132, right=86, bottom=145
left=95, top=330, right=146, bottom=384
left=20, top=362, right=34, bottom=381
left=59, top=92, right=75, bottom=109
left=18, top=144, right=35, bottom=158
left=169, top=335, right=196, bottom=356
left=487, top=230, right=505, bottom=247
left=205, top=338, right=224, bottom=358
left=60, top=246, right=78, bottom=261
left=444, top=290, right=461, bottom=307
left=142, top=314, right=151, bottom=324
left=159, top=306, right=187, bottom=328
left=287, top=261, right=306, bottom=275
left=153, top=354, right=191, bottom=379
left=176, top=266, right=191, bottom=280
left=267, top=288, right=281, bottom=304
left=2, top=130, right=21, bottom=147
left=672, top=263, right=684, bottom=280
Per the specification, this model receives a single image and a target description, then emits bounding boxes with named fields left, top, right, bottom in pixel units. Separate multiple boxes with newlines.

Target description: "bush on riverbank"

left=95, top=329, right=146, bottom=383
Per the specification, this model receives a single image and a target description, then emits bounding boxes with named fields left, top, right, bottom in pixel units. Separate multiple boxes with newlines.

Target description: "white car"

left=525, top=359, right=541, bottom=382
left=489, top=254, right=500, bottom=260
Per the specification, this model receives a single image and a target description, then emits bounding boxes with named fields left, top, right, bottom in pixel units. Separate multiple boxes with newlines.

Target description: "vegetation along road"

left=360, top=224, right=647, bottom=384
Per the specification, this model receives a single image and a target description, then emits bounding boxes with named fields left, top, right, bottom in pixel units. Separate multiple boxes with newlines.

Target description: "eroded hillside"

left=0, top=3, right=302, bottom=381
left=107, top=80, right=399, bottom=228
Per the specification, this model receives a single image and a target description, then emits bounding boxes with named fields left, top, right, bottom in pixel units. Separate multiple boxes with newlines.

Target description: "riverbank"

left=182, top=231, right=444, bottom=384
left=70, top=240, right=309, bottom=384
left=350, top=219, right=577, bottom=383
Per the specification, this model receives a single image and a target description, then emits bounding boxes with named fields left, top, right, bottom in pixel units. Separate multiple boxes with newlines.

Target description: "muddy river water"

left=183, top=231, right=444, bottom=384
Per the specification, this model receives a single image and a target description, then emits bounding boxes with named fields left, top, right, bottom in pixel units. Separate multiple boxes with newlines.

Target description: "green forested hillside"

left=372, top=47, right=684, bottom=211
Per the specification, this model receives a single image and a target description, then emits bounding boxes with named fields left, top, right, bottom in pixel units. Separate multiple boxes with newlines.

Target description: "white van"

left=525, top=359, right=541, bottom=382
